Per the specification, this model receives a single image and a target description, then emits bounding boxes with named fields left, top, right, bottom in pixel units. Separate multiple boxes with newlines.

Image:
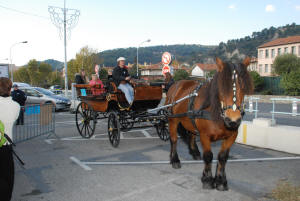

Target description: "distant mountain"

left=97, top=44, right=217, bottom=67
left=40, top=59, right=64, bottom=71
left=96, top=23, right=300, bottom=66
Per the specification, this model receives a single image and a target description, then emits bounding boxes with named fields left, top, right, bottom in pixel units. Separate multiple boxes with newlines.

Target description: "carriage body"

left=74, top=81, right=168, bottom=147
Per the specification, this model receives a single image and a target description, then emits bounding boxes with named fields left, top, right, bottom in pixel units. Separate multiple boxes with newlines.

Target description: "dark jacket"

left=164, top=78, right=175, bottom=92
left=11, top=89, right=27, bottom=106
left=75, top=74, right=85, bottom=84
left=112, top=66, right=130, bottom=86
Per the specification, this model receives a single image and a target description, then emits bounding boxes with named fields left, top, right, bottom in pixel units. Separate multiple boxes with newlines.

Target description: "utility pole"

left=49, top=0, right=80, bottom=96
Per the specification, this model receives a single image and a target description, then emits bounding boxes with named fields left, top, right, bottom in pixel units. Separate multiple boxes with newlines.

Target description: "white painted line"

left=120, top=132, right=124, bottom=139
left=141, top=130, right=151, bottom=138
left=80, top=156, right=300, bottom=166
left=70, top=156, right=92, bottom=171
left=44, top=139, right=53, bottom=144
left=56, top=121, right=76, bottom=124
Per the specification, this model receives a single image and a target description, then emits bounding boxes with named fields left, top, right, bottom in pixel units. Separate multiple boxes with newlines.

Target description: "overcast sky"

left=1, top=0, right=300, bottom=66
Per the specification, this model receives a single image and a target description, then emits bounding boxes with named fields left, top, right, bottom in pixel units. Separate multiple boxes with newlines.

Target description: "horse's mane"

left=201, top=62, right=253, bottom=121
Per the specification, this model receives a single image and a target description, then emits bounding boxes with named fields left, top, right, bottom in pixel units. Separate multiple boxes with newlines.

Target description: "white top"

left=0, top=96, right=20, bottom=141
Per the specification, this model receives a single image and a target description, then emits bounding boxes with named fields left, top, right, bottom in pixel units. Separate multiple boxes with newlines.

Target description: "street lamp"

left=10, top=41, right=28, bottom=82
left=136, top=39, right=151, bottom=77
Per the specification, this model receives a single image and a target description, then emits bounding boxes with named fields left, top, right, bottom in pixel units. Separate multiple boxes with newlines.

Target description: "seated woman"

left=89, top=74, right=105, bottom=96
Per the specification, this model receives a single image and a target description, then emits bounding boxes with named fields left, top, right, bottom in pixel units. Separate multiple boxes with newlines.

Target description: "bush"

left=280, top=70, right=300, bottom=96
left=249, top=71, right=264, bottom=92
left=174, top=69, right=189, bottom=81
left=261, top=89, right=273, bottom=95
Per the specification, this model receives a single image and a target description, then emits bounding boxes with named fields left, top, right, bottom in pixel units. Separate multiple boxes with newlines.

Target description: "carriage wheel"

left=156, top=120, right=170, bottom=141
left=107, top=112, right=121, bottom=147
left=76, top=102, right=96, bottom=138
left=155, top=109, right=169, bottom=141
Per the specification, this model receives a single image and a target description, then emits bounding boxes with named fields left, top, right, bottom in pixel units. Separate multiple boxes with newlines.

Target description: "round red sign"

left=162, top=65, right=170, bottom=75
left=162, top=52, right=171, bottom=65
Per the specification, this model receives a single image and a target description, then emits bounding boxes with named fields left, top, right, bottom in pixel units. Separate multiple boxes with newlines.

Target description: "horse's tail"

left=177, top=122, right=191, bottom=146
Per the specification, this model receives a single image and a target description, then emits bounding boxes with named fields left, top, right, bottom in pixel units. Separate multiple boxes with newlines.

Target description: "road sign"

left=162, top=52, right=171, bottom=65
left=0, top=65, right=9, bottom=78
left=162, top=65, right=170, bottom=75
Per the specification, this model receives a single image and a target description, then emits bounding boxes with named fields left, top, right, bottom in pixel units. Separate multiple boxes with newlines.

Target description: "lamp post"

left=136, top=39, right=150, bottom=77
left=10, top=41, right=28, bottom=82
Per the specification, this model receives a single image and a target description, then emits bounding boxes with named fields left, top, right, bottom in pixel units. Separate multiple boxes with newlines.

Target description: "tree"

left=129, top=64, right=140, bottom=77
left=27, top=59, right=40, bottom=86
left=249, top=71, right=264, bottom=92
left=67, top=46, right=99, bottom=83
left=174, top=69, right=189, bottom=81
left=273, top=54, right=300, bottom=75
left=281, top=71, right=300, bottom=95
left=98, top=68, right=108, bottom=80
left=13, top=67, right=30, bottom=83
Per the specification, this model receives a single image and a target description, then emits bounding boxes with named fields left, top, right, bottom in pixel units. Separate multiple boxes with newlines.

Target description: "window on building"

left=284, top=47, right=288, bottom=54
left=265, top=49, right=269, bottom=58
left=265, top=64, right=268, bottom=73
left=278, top=48, right=281, bottom=55
left=259, top=50, right=263, bottom=58
left=259, top=64, right=262, bottom=73
left=291, top=46, right=296, bottom=55
left=271, top=49, right=275, bottom=58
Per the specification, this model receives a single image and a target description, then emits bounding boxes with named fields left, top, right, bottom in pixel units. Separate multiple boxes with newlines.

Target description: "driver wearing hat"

left=112, top=57, right=134, bottom=105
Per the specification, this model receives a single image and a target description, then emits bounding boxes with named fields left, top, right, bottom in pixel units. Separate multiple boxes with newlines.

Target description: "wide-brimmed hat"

left=12, top=84, right=18, bottom=87
left=117, top=57, right=126, bottom=62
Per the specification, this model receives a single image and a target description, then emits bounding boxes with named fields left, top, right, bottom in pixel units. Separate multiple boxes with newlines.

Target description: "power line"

left=0, top=4, right=49, bottom=19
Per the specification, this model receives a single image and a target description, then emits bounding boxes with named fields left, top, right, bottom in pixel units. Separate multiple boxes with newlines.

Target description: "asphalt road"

left=11, top=111, right=300, bottom=201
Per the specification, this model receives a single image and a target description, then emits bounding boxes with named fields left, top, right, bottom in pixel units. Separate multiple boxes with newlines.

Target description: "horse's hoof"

left=171, top=162, right=181, bottom=169
left=201, top=176, right=215, bottom=189
left=216, top=183, right=228, bottom=191
left=202, top=181, right=215, bottom=190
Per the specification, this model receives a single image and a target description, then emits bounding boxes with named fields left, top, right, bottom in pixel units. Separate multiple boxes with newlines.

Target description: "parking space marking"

left=45, top=129, right=158, bottom=144
left=71, top=156, right=300, bottom=171
left=141, top=130, right=151, bottom=138
left=70, top=156, right=92, bottom=171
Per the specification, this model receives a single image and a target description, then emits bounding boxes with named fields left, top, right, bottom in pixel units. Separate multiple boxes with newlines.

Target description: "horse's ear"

left=243, top=57, right=251, bottom=67
left=216, top=57, right=224, bottom=72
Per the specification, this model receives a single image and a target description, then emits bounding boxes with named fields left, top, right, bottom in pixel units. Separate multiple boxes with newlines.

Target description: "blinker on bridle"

left=220, top=64, right=245, bottom=118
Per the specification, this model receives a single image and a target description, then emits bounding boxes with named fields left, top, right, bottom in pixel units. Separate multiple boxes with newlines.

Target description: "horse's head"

left=215, top=57, right=253, bottom=130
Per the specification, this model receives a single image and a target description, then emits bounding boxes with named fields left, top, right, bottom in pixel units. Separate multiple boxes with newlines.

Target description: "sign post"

left=161, top=52, right=172, bottom=75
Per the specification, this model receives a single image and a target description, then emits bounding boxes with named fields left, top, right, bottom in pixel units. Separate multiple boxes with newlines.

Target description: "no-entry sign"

left=162, top=52, right=171, bottom=65
left=162, top=65, right=170, bottom=75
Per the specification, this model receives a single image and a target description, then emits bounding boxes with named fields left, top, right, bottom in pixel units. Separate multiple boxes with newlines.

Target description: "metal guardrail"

left=244, top=96, right=260, bottom=118
left=270, top=98, right=300, bottom=122
left=12, top=103, right=58, bottom=143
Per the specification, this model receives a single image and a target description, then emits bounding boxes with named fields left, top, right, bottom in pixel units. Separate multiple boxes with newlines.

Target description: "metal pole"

left=63, top=0, right=68, bottom=97
left=9, top=41, right=27, bottom=82
left=136, top=46, right=139, bottom=77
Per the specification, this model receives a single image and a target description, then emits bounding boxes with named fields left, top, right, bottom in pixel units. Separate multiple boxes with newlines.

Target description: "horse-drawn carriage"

left=74, top=79, right=169, bottom=147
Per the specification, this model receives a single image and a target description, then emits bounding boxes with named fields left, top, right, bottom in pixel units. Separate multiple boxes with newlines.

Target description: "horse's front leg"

left=215, top=132, right=238, bottom=191
left=169, top=119, right=181, bottom=169
left=200, top=134, right=214, bottom=189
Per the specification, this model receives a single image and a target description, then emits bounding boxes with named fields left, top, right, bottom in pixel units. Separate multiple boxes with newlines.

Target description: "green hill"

left=97, top=23, right=300, bottom=66
left=41, top=59, right=64, bottom=71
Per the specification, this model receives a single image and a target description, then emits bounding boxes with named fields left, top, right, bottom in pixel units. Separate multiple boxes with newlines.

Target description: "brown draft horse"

left=165, top=57, right=253, bottom=191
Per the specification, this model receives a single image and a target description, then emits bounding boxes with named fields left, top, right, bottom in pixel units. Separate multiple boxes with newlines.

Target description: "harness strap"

left=188, top=83, right=203, bottom=134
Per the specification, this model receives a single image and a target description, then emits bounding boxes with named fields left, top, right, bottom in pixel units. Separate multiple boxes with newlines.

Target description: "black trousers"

left=0, top=145, right=14, bottom=201
left=16, top=108, right=24, bottom=125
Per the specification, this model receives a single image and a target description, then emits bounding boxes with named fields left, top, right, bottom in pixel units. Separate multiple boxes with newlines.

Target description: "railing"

left=270, top=97, right=300, bottom=122
left=13, top=103, right=57, bottom=143
left=244, top=96, right=260, bottom=118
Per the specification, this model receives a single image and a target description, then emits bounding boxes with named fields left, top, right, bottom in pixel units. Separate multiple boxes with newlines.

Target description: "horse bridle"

left=220, top=64, right=245, bottom=118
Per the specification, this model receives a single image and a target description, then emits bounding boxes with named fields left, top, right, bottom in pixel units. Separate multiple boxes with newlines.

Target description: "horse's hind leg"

left=177, top=123, right=201, bottom=160
left=200, top=134, right=214, bottom=189
left=169, top=119, right=181, bottom=169
left=215, top=133, right=238, bottom=191
left=189, top=132, right=201, bottom=160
